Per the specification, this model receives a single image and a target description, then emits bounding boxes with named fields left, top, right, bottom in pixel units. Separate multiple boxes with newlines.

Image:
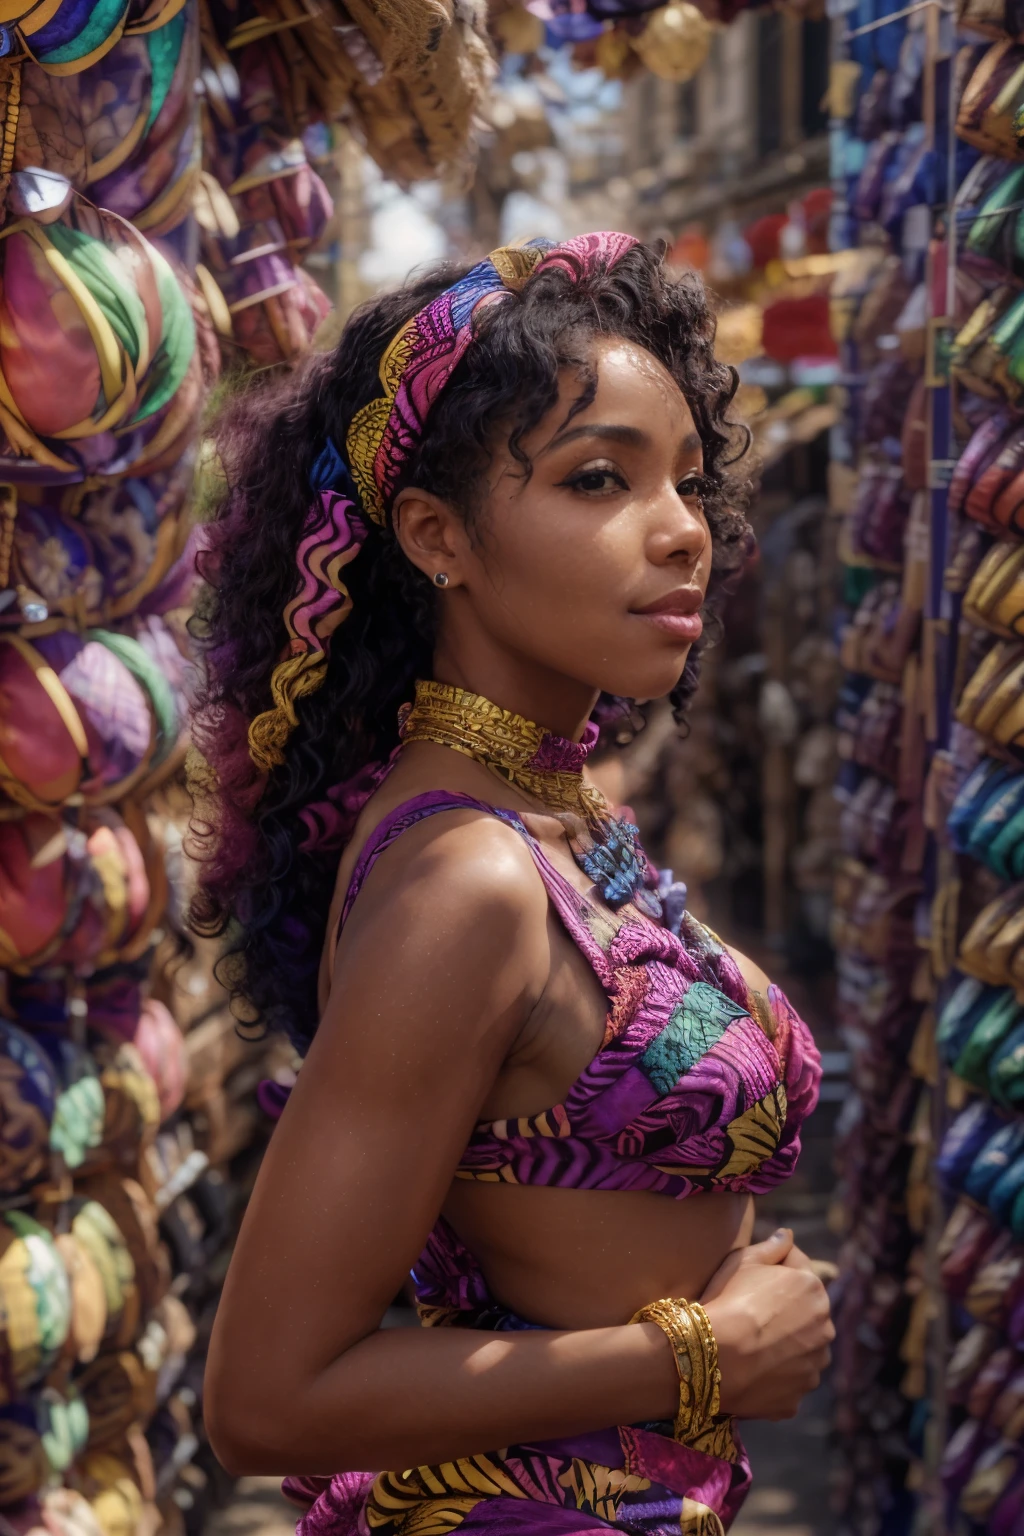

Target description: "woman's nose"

left=648, top=484, right=708, bottom=564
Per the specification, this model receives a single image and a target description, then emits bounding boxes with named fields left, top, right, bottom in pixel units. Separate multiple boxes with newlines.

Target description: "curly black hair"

left=188, top=240, right=753, bottom=1051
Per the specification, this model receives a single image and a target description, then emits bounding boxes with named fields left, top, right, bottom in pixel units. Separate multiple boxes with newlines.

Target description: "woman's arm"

left=205, top=813, right=832, bottom=1476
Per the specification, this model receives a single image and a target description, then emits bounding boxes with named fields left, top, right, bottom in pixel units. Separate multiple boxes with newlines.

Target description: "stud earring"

left=432, top=572, right=450, bottom=589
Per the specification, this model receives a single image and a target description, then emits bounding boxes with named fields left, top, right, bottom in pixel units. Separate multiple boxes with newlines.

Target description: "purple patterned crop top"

left=340, top=790, right=822, bottom=1331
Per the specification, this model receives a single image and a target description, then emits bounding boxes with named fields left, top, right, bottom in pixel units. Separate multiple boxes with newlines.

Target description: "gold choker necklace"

left=400, top=680, right=608, bottom=824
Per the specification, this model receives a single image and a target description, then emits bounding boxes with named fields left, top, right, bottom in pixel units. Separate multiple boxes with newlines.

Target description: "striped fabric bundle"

left=0, top=197, right=194, bottom=477
left=0, top=0, right=504, bottom=1526
left=0, top=628, right=179, bottom=811
left=83, top=2, right=198, bottom=235
left=0, top=808, right=162, bottom=973
left=8, top=471, right=193, bottom=627
left=4, top=1, right=185, bottom=78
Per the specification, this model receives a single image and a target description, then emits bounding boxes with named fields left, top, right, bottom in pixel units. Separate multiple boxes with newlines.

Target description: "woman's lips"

left=631, top=590, right=704, bottom=643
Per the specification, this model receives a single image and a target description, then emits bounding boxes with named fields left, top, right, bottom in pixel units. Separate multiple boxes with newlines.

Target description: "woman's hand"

left=700, top=1228, right=834, bottom=1421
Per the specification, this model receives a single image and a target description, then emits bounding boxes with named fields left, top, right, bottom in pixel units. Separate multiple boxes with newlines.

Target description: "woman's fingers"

left=703, top=1249, right=834, bottom=1420
left=744, top=1227, right=795, bottom=1264
left=700, top=1227, right=793, bottom=1301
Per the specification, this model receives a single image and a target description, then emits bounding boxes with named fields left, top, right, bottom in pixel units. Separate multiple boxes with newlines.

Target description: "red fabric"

left=761, top=292, right=837, bottom=361
left=0, top=815, right=68, bottom=963
left=0, top=234, right=99, bottom=436
left=803, top=188, right=833, bottom=254
left=744, top=213, right=787, bottom=270
left=0, top=643, right=82, bottom=807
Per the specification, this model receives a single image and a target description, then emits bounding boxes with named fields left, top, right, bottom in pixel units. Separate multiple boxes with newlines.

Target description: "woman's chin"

left=596, top=653, right=693, bottom=704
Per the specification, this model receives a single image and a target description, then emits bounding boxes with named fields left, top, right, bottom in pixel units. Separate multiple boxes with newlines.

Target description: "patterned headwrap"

left=247, top=231, right=639, bottom=773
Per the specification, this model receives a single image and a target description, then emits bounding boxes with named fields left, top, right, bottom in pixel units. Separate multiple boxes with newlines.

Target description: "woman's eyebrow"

left=541, top=423, right=704, bottom=457
left=540, top=423, right=648, bottom=454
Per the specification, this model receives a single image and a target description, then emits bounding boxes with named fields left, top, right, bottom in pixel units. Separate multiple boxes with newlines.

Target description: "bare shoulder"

left=724, top=944, right=774, bottom=997
left=318, top=806, right=550, bottom=1080
left=334, top=806, right=549, bottom=969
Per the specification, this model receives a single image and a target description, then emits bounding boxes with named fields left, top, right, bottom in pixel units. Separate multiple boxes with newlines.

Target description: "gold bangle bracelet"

left=629, top=1298, right=738, bottom=1464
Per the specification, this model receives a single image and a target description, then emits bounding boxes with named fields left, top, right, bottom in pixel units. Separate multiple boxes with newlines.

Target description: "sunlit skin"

left=205, top=339, right=833, bottom=1477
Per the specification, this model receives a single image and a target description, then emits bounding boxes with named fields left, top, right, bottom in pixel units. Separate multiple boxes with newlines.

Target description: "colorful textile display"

left=827, top=17, right=938, bottom=1529
left=0, top=2, right=497, bottom=1528
left=830, top=0, right=1024, bottom=1527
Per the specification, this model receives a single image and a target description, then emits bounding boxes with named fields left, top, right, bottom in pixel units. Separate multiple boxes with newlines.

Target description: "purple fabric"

left=527, top=719, right=599, bottom=774
left=992, top=1466, right=1024, bottom=1535
left=295, top=1428, right=753, bottom=1536
left=341, top=793, right=820, bottom=1210
left=34, top=632, right=151, bottom=791
left=257, top=1080, right=291, bottom=1119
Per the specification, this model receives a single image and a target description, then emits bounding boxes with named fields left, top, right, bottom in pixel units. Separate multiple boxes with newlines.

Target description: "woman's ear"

left=392, top=488, right=465, bottom=588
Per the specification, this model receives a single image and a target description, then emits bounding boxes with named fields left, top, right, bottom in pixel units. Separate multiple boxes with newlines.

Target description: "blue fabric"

left=937, top=975, right=998, bottom=1064
left=310, top=438, right=363, bottom=508
left=32, top=0, right=130, bottom=60
left=965, top=1120, right=1024, bottom=1203
left=310, top=437, right=348, bottom=491
left=950, top=760, right=1018, bottom=848
left=937, top=1099, right=1004, bottom=1191
left=545, top=15, right=603, bottom=42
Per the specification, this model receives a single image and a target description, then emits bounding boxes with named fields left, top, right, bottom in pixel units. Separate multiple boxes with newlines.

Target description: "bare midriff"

left=441, top=1182, right=755, bottom=1330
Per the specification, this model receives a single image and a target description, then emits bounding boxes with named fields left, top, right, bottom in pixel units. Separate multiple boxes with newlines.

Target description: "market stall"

left=0, top=5, right=495, bottom=1534
left=829, top=1, right=1024, bottom=1528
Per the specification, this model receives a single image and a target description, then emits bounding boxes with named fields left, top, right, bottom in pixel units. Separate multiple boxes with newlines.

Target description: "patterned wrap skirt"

left=288, top=1420, right=750, bottom=1536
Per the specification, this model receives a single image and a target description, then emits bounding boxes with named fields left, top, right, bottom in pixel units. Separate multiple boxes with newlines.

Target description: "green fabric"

left=146, top=10, right=186, bottom=132
left=50, top=1076, right=104, bottom=1170
left=640, top=982, right=750, bottom=1092
left=36, top=0, right=130, bottom=65
left=937, top=975, right=989, bottom=1057
left=40, top=1390, right=89, bottom=1473
left=127, top=240, right=194, bottom=424
left=6, top=1213, right=71, bottom=1357
left=46, top=223, right=194, bottom=425
left=989, top=1020, right=1024, bottom=1108
left=987, top=802, right=1024, bottom=880
left=1008, top=329, right=1024, bottom=390
left=992, top=290, right=1024, bottom=354
left=966, top=166, right=1024, bottom=258
left=90, top=628, right=178, bottom=762
left=44, top=223, right=148, bottom=378
left=955, top=989, right=1023, bottom=1088
left=842, top=565, right=883, bottom=608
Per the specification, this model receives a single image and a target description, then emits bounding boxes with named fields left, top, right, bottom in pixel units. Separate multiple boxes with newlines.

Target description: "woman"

left=195, top=234, right=833, bottom=1536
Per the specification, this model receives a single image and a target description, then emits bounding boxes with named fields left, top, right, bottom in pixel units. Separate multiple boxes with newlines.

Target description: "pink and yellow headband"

left=247, top=231, right=640, bottom=773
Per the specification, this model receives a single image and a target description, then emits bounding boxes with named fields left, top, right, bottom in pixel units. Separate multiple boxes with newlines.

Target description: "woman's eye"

left=678, top=475, right=705, bottom=501
left=566, top=465, right=626, bottom=495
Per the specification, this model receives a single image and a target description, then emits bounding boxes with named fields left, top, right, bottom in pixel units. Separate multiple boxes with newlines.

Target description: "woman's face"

left=397, top=336, right=714, bottom=724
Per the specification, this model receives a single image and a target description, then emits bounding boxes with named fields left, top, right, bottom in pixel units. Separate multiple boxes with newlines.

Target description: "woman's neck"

left=430, top=646, right=599, bottom=744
